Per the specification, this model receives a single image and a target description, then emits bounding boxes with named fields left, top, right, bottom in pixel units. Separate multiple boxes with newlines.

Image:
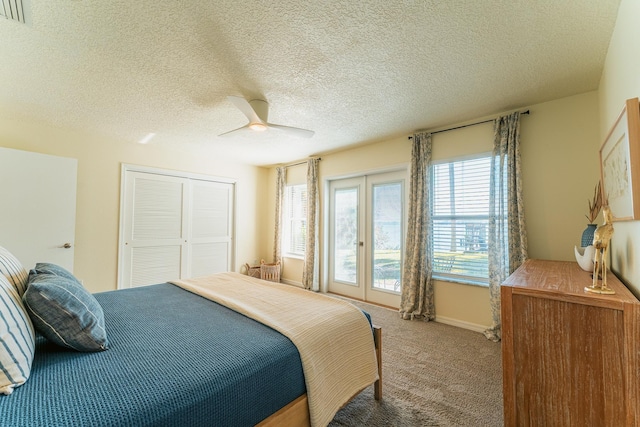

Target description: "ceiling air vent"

left=1, top=0, right=25, bottom=24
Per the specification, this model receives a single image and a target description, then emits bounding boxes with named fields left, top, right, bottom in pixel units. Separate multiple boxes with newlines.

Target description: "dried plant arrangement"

left=586, top=181, right=603, bottom=223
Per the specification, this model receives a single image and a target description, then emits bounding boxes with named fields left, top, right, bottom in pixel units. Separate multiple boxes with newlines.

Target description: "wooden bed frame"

left=258, top=326, right=382, bottom=427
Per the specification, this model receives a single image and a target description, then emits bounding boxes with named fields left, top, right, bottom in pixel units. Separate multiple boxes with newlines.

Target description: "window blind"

left=286, top=184, right=307, bottom=256
left=431, top=155, right=491, bottom=283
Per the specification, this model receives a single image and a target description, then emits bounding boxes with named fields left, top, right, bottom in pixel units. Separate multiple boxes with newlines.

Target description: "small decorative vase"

left=581, top=224, right=597, bottom=247
left=574, top=245, right=596, bottom=272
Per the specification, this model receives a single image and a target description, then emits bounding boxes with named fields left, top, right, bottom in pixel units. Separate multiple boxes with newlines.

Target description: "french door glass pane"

left=334, top=187, right=358, bottom=284
left=372, top=182, right=402, bottom=293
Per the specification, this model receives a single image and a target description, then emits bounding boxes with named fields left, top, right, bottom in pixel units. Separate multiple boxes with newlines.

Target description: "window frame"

left=283, top=183, right=307, bottom=259
left=430, top=152, right=492, bottom=287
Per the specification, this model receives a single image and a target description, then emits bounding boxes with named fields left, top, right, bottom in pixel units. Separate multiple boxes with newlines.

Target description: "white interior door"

left=328, top=170, right=406, bottom=307
left=0, top=147, right=77, bottom=271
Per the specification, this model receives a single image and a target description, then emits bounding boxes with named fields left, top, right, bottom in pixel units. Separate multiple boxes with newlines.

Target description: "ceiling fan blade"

left=218, top=124, right=251, bottom=137
left=267, top=123, right=315, bottom=138
left=221, top=96, right=313, bottom=138
left=227, top=96, right=262, bottom=124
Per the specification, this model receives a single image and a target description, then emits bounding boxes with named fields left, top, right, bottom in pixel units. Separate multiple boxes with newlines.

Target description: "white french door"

left=328, top=170, right=406, bottom=307
left=329, top=176, right=363, bottom=299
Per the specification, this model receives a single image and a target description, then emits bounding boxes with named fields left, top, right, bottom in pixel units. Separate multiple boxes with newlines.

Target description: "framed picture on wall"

left=599, top=97, right=640, bottom=221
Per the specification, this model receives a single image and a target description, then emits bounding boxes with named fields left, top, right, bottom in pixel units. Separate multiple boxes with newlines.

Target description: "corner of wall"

left=597, top=0, right=640, bottom=294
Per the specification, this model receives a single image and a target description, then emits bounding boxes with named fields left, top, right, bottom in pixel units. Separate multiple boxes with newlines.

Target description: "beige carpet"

left=329, top=299, right=503, bottom=427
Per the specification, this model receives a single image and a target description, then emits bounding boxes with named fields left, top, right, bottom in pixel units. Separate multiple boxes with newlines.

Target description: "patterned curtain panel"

left=273, top=166, right=287, bottom=264
left=484, top=112, right=528, bottom=342
left=400, top=132, right=434, bottom=320
left=302, top=158, right=320, bottom=291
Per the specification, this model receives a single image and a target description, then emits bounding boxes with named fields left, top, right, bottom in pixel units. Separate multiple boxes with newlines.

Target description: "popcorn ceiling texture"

left=0, top=0, right=621, bottom=165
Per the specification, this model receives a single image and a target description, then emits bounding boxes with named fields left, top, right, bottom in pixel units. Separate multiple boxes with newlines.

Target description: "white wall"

left=598, top=0, right=640, bottom=295
left=0, top=109, right=268, bottom=293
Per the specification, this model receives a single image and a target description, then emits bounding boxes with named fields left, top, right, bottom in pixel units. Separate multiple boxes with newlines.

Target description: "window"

left=431, top=155, right=491, bottom=285
left=284, top=184, right=307, bottom=257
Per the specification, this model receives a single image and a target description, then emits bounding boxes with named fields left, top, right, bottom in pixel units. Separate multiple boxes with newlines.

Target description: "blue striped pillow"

left=0, top=246, right=28, bottom=297
left=0, top=274, right=35, bottom=395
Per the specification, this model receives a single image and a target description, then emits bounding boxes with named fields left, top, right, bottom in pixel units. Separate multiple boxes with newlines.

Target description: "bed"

left=0, top=251, right=381, bottom=427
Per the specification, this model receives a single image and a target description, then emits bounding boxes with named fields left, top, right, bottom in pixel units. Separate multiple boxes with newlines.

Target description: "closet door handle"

left=61, top=243, right=72, bottom=249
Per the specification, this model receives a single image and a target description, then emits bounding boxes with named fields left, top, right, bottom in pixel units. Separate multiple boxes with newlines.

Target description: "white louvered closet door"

left=120, top=172, right=188, bottom=288
left=189, top=179, right=233, bottom=277
left=119, top=168, right=235, bottom=289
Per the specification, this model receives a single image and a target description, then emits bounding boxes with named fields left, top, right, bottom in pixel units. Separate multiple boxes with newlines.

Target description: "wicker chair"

left=260, top=260, right=281, bottom=283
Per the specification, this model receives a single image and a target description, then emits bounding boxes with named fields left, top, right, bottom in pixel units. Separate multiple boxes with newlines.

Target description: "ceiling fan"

left=219, top=96, right=315, bottom=138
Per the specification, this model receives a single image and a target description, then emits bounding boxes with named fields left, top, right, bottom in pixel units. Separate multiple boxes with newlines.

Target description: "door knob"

left=61, top=243, right=72, bottom=249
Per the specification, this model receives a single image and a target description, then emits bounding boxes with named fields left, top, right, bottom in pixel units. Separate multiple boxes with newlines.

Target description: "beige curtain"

left=273, top=166, right=286, bottom=264
left=302, top=158, right=320, bottom=291
left=399, top=132, right=434, bottom=320
left=484, top=112, right=528, bottom=342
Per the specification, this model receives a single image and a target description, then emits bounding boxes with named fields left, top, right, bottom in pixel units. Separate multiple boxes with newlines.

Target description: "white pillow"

left=0, top=245, right=28, bottom=297
left=0, top=274, right=35, bottom=395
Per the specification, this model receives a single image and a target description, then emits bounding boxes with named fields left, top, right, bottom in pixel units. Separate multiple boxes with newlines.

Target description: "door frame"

left=327, top=176, right=366, bottom=299
left=364, top=170, right=407, bottom=307
left=322, top=164, right=409, bottom=306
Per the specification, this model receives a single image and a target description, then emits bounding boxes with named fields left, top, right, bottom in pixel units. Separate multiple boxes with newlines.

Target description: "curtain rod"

left=408, top=110, right=530, bottom=139
left=284, top=157, right=322, bottom=168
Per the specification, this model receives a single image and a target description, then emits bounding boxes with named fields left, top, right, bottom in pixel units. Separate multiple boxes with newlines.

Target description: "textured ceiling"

left=0, top=0, right=621, bottom=166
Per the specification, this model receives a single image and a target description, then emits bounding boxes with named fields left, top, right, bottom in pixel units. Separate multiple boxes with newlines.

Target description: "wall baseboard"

left=281, top=278, right=303, bottom=288
left=280, top=281, right=488, bottom=333
left=435, top=315, right=488, bottom=334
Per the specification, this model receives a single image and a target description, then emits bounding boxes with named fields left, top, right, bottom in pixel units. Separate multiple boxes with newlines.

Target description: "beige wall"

left=521, top=91, right=602, bottom=261
left=0, top=109, right=268, bottom=293
left=268, top=91, right=601, bottom=328
left=598, top=0, right=640, bottom=295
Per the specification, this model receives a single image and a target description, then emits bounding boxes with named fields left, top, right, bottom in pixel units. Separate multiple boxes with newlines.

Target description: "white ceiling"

left=0, top=1, right=621, bottom=166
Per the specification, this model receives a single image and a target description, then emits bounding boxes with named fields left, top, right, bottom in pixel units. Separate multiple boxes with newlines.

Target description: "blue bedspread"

left=0, top=283, right=306, bottom=427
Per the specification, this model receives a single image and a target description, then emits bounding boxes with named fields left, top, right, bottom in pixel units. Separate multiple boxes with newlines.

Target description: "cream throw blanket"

left=170, top=272, right=378, bottom=427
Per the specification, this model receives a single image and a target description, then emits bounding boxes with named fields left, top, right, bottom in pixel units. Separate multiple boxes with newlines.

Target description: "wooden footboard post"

left=373, top=325, right=382, bottom=400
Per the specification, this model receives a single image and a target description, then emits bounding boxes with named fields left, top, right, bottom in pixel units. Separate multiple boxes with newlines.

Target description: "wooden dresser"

left=501, top=259, right=640, bottom=426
